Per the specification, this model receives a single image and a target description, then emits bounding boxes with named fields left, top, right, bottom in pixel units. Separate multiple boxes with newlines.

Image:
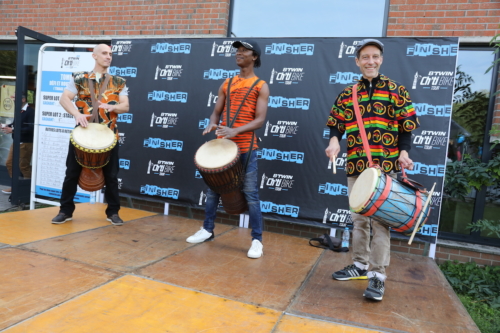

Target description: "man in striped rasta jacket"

left=187, top=40, right=270, bottom=259
left=325, top=39, right=420, bottom=301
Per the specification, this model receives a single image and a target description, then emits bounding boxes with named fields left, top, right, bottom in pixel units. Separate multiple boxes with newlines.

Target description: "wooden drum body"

left=71, top=123, right=117, bottom=192
left=194, top=139, right=247, bottom=215
left=349, top=168, right=430, bottom=236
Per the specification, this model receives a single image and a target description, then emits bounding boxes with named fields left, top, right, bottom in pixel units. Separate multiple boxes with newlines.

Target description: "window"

left=230, top=0, right=389, bottom=37
left=439, top=47, right=500, bottom=245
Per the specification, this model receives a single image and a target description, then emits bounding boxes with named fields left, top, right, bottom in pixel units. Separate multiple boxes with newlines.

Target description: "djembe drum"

left=70, top=123, right=117, bottom=192
left=194, top=139, right=247, bottom=215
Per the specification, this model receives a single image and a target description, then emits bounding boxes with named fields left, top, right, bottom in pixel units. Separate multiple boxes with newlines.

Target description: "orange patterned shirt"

left=219, top=76, right=265, bottom=154
left=73, top=71, right=127, bottom=139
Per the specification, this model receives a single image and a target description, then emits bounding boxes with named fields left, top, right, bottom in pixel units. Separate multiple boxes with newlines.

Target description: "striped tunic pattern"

left=219, top=76, right=265, bottom=154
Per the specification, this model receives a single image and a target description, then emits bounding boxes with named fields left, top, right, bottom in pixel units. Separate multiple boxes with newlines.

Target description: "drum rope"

left=87, top=74, right=111, bottom=124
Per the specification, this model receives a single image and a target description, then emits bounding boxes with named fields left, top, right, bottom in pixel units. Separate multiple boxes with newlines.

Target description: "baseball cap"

left=355, top=39, right=384, bottom=57
left=232, top=40, right=261, bottom=67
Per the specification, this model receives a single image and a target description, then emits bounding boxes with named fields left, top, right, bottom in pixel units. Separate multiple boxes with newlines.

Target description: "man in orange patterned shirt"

left=53, top=44, right=129, bottom=226
left=187, top=40, right=270, bottom=259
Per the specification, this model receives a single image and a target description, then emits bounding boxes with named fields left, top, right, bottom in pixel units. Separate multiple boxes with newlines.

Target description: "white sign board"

left=32, top=44, right=96, bottom=207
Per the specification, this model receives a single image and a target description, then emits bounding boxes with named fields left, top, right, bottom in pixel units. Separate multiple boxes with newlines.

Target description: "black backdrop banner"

left=111, top=37, right=458, bottom=244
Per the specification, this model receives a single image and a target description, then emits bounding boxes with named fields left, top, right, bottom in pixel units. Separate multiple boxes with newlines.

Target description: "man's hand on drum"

left=215, top=125, right=237, bottom=139
left=398, top=150, right=414, bottom=170
left=325, top=137, right=340, bottom=160
left=75, top=113, right=92, bottom=128
left=202, top=123, right=218, bottom=135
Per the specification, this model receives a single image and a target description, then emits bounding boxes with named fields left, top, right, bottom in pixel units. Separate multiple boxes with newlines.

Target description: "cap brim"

left=232, top=41, right=244, bottom=49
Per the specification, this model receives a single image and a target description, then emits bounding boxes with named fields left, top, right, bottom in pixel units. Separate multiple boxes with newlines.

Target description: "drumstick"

left=408, top=182, right=436, bottom=245
left=332, top=155, right=336, bottom=174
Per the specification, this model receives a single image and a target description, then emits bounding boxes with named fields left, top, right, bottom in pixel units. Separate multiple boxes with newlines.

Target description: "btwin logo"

left=318, top=183, right=348, bottom=196
left=265, top=43, right=314, bottom=56
left=323, top=208, right=352, bottom=227
left=203, top=69, right=240, bottom=80
left=151, top=43, right=191, bottom=54
left=143, top=138, right=183, bottom=151
left=263, top=120, right=298, bottom=138
left=119, top=159, right=130, bottom=170
left=338, top=41, right=360, bottom=58
left=260, top=201, right=300, bottom=217
left=406, top=43, right=458, bottom=57
left=269, top=68, right=304, bottom=85
left=147, top=91, right=188, bottom=103
left=413, top=103, right=451, bottom=117
left=413, top=131, right=448, bottom=150
left=329, top=72, right=362, bottom=85
left=327, top=153, right=347, bottom=171
left=147, top=160, right=175, bottom=176
left=112, top=41, right=132, bottom=55
left=411, top=71, right=454, bottom=91
left=207, top=91, right=218, bottom=107
left=117, top=113, right=133, bottom=123
left=211, top=41, right=236, bottom=57
left=60, top=56, right=80, bottom=69
left=257, top=149, right=304, bottom=164
left=154, top=65, right=183, bottom=80
left=118, top=133, right=126, bottom=145
left=268, top=96, right=310, bottom=110
left=150, top=113, right=178, bottom=128
left=140, top=185, right=179, bottom=199
left=108, top=67, right=137, bottom=77
left=260, top=173, right=294, bottom=191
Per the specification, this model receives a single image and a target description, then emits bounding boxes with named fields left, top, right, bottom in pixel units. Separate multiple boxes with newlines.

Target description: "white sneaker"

left=186, top=227, right=214, bottom=243
left=247, top=239, right=263, bottom=259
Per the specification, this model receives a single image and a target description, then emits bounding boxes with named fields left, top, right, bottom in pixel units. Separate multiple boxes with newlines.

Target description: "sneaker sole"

left=247, top=252, right=263, bottom=259
left=186, top=236, right=214, bottom=244
left=51, top=218, right=72, bottom=224
left=333, top=276, right=368, bottom=281
left=106, top=218, right=124, bottom=226
left=363, top=293, right=383, bottom=301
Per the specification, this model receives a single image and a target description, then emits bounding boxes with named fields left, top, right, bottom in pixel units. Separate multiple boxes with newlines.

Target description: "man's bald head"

left=93, top=44, right=111, bottom=54
left=92, top=44, right=113, bottom=71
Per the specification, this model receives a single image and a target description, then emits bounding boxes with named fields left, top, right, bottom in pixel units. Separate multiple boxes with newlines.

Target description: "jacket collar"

left=357, top=74, right=388, bottom=88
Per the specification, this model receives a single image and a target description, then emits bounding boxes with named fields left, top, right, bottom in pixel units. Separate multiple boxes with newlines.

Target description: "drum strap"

left=352, top=84, right=377, bottom=169
left=226, top=77, right=262, bottom=172
left=88, top=74, right=111, bottom=124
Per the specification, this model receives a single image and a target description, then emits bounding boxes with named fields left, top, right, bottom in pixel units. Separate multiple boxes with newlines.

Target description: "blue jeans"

left=203, top=149, right=263, bottom=242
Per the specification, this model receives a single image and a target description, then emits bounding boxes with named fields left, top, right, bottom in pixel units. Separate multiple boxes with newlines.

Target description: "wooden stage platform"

left=0, top=203, right=479, bottom=332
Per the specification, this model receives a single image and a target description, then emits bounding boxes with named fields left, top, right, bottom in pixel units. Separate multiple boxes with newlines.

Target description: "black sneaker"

left=363, top=276, right=385, bottom=301
left=107, top=214, right=124, bottom=226
left=51, top=213, right=72, bottom=224
left=332, top=264, right=368, bottom=280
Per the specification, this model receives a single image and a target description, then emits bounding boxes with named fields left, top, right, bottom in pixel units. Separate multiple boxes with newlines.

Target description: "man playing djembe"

left=52, top=44, right=129, bottom=225
left=325, top=39, right=419, bottom=301
left=186, top=40, right=270, bottom=259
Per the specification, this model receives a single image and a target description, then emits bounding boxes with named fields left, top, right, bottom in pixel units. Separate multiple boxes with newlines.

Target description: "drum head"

left=72, top=123, right=115, bottom=149
left=349, top=168, right=381, bottom=212
left=195, top=139, right=239, bottom=169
